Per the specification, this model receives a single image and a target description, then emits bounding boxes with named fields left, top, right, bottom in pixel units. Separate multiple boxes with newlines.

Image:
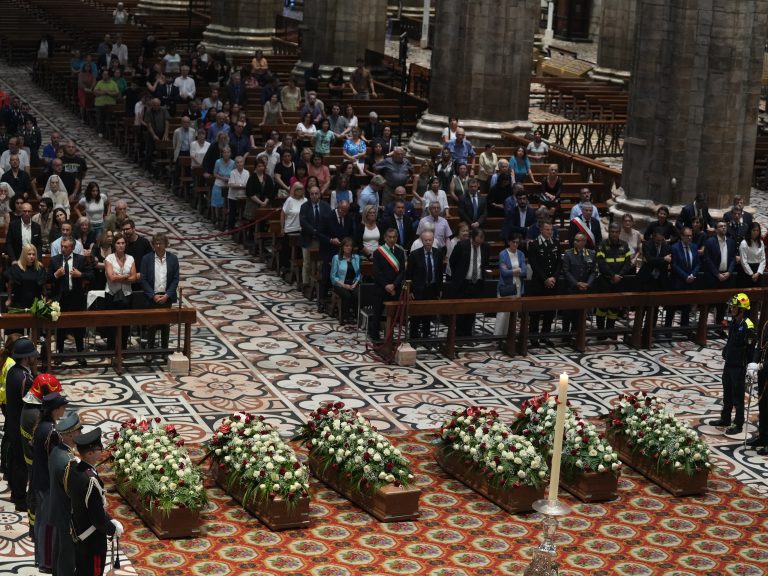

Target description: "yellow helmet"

left=728, top=292, right=750, bottom=311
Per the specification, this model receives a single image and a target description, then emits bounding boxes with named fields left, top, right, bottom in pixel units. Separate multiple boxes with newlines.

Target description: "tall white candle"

left=547, top=373, right=569, bottom=505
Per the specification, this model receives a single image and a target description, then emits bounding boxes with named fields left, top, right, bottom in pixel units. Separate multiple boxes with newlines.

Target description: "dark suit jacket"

left=723, top=210, right=752, bottom=229
left=407, top=246, right=444, bottom=298
left=319, top=209, right=356, bottom=260
left=372, top=244, right=405, bottom=292
left=380, top=214, right=415, bottom=251
left=449, top=239, right=490, bottom=286
left=677, top=202, right=713, bottom=230
left=299, top=200, right=332, bottom=248
left=226, top=83, right=247, bottom=107
left=568, top=216, right=602, bottom=249
left=154, top=82, right=179, bottom=113
left=6, top=219, right=42, bottom=263
left=458, top=194, right=488, bottom=228
left=671, top=241, right=701, bottom=286
left=502, top=206, right=536, bottom=242
left=140, top=251, right=180, bottom=303
left=639, top=239, right=672, bottom=287
left=48, top=253, right=93, bottom=308
left=702, top=235, right=737, bottom=280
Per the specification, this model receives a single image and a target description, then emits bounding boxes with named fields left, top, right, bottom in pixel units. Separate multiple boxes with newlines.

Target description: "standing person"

left=120, top=219, right=152, bottom=308
left=477, top=144, right=497, bottom=194
left=494, top=235, right=526, bottom=337
left=369, top=229, right=406, bottom=342
left=703, top=220, right=737, bottom=325
left=449, top=228, right=490, bottom=337
left=349, top=58, right=377, bottom=99
left=140, top=233, right=180, bottom=354
left=6, top=202, right=42, bottom=264
left=330, top=238, right=362, bottom=325
left=4, top=337, right=37, bottom=511
left=5, top=243, right=47, bottom=314
left=527, top=221, right=561, bottom=346
left=739, top=221, right=765, bottom=289
left=298, top=185, right=329, bottom=291
left=0, top=334, right=21, bottom=479
left=526, top=130, right=549, bottom=163
left=104, top=232, right=137, bottom=352
left=93, top=70, right=119, bottom=138
left=67, top=428, right=124, bottom=576
left=407, top=230, right=444, bottom=339
left=561, top=233, right=597, bottom=336
left=48, top=410, right=82, bottom=576
left=667, top=226, right=700, bottom=328
left=747, top=321, right=768, bottom=454
left=32, top=391, right=69, bottom=573
left=226, top=155, right=249, bottom=230
left=710, top=293, right=755, bottom=436
left=49, top=237, right=92, bottom=366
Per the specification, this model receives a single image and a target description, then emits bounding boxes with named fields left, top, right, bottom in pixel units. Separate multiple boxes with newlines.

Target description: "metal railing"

left=535, top=120, right=626, bottom=158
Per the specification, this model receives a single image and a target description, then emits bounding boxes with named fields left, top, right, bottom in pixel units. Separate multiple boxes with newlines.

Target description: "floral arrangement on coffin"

left=8, top=297, right=61, bottom=321
left=110, top=418, right=207, bottom=514
left=512, top=393, right=622, bottom=479
left=207, top=412, right=310, bottom=504
left=438, top=406, right=548, bottom=488
left=604, top=392, right=711, bottom=476
left=295, top=402, right=414, bottom=493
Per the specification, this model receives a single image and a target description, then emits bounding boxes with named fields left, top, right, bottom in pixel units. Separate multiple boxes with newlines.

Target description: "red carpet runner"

left=105, top=430, right=768, bottom=576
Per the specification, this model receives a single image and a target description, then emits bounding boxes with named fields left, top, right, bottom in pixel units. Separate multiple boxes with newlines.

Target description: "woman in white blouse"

left=282, top=182, right=306, bottom=235
left=357, top=205, right=381, bottom=259
left=295, top=112, right=317, bottom=153
left=419, top=177, right=449, bottom=217
left=190, top=128, right=209, bottom=168
left=227, top=155, right=249, bottom=230
left=104, top=232, right=137, bottom=352
left=739, top=221, right=765, bottom=288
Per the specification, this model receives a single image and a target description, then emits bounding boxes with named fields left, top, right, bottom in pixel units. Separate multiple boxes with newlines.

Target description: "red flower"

left=154, top=417, right=161, bottom=423
left=219, top=424, right=231, bottom=435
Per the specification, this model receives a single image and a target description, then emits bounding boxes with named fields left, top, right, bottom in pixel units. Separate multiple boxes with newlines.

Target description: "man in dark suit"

left=153, top=75, right=179, bottom=115
left=501, top=190, right=536, bottom=242
left=567, top=202, right=602, bottom=250
left=380, top=199, right=414, bottom=252
left=318, top=197, right=355, bottom=311
left=140, top=232, right=180, bottom=352
left=725, top=205, right=749, bottom=245
left=369, top=228, right=406, bottom=341
left=407, top=229, right=444, bottom=339
left=668, top=226, right=701, bottom=327
left=226, top=73, right=247, bottom=108
left=639, top=229, right=672, bottom=292
left=677, top=192, right=714, bottom=232
left=49, top=236, right=92, bottom=365
left=299, top=185, right=332, bottom=294
left=724, top=195, right=753, bottom=228
left=458, top=178, right=487, bottom=230
left=450, top=228, right=490, bottom=336
left=6, top=202, right=42, bottom=264
left=703, top=220, right=738, bottom=324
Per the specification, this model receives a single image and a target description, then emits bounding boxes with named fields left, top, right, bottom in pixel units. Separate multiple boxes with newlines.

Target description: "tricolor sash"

left=377, top=245, right=400, bottom=272
left=571, top=217, right=595, bottom=245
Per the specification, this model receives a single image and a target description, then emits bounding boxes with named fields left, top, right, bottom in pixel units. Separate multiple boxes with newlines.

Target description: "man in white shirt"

left=110, top=34, right=129, bottom=67
left=0, top=137, right=30, bottom=172
left=201, top=88, right=223, bottom=114
left=50, top=222, right=84, bottom=257
left=140, top=232, right=180, bottom=352
left=173, top=66, right=196, bottom=102
left=172, top=116, right=195, bottom=194
left=256, top=140, right=280, bottom=177
left=526, top=130, right=549, bottom=163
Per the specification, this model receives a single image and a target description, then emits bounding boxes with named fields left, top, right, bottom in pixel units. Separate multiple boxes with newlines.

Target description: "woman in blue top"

left=511, top=146, right=538, bottom=185
left=343, top=127, right=367, bottom=175
left=330, top=237, right=362, bottom=324
left=211, top=146, right=235, bottom=228
left=494, top=234, right=527, bottom=336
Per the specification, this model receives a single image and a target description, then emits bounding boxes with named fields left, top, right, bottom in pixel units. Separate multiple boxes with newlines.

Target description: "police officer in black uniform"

left=710, top=293, right=756, bottom=435
left=561, top=232, right=596, bottom=335
left=747, top=323, right=768, bottom=455
left=66, top=428, right=124, bottom=576
left=527, top=220, right=561, bottom=346
left=32, top=391, right=69, bottom=573
left=49, top=411, right=82, bottom=576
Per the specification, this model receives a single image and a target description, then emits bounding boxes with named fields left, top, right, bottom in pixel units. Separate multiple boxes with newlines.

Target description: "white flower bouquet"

left=9, top=296, right=61, bottom=321
left=295, top=402, right=414, bottom=493
left=513, top=393, right=622, bottom=478
left=604, top=392, right=711, bottom=476
left=207, top=412, right=310, bottom=504
left=109, top=418, right=207, bottom=514
left=439, top=406, right=548, bottom=489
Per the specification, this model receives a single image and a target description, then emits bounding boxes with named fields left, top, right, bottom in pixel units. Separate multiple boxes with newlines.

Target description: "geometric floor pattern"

left=0, top=60, right=767, bottom=574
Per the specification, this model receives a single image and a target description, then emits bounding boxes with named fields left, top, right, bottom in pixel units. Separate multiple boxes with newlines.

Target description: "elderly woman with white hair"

left=0, top=182, right=14, bottom=227
left=43, top=174, right=69, bottom=217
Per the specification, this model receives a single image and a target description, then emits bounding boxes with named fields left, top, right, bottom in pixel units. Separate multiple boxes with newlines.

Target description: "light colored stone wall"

left=596, top=0, right=636, bottom=72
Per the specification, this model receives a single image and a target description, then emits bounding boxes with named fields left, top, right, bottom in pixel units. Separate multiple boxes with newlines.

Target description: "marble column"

left=294, top=0, right=388, bottom=78
left=202, top=0, right=283, bottom=55
left=591, top=0, right=636, bottom=84
left=614, top=0, right=768, bottom=226
left=137, top=0, right=193, bottom=13
left=409, top=0, right=539, bottom=158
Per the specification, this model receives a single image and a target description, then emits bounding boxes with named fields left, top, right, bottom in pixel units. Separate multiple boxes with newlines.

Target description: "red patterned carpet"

left=105, top=431, right=768, bottom=576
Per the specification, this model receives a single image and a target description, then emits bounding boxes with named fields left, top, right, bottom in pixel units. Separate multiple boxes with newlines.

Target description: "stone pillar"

left=203, top=0, right=283, bottom=56
left=137, top=0, right=191, bottom=13
left=590, top=0, right=636, bottom=84
left=294, top=0, right=388, bottom=79
left=613, top=0, right=768, bottom=226
left=409, top=0, right=539, bottom=158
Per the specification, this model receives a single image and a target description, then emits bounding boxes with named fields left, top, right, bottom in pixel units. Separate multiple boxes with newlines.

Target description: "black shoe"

left=78, top=358, right=87, bottom=368
left=14, top=500, right=27, bottom=512
left=542, top=339, right=555, bottom=347
left=725, top=425, right=743, bottom=435
left=746, top=436, right=766, bottom=447
left=758, top=446, right=768, bottom=456
left=710, top=419, right=731, bottom=427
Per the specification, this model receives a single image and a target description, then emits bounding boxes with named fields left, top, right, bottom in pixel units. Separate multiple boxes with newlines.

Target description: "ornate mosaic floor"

left=0, top=61, right=767, bottom=573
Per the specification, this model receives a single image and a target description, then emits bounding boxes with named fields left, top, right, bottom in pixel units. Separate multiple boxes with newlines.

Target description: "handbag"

left=112, top=289, right=128, bottom=306
left=499, top=281, right=517, bottom=297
